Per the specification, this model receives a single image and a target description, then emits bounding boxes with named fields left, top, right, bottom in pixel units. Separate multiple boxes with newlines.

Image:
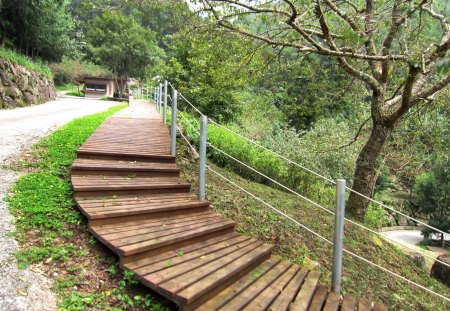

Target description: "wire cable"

left=176, top=125, right=199, bottom=157
left=208, top=119, right=448, bottom=237
left=207, top=142, right=450, bottom=268
left=208, top=165, right=450, bottom=303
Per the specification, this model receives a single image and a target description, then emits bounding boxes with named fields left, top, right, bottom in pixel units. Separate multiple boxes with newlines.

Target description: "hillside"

left=175, top=141, right=449, bottom=310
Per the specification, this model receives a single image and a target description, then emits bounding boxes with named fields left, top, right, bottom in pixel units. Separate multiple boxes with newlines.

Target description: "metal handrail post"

left=163, top=80, right=168, bottom=124
left=332, top=179, right=346, bottom=294
left=159, top=83, right=163, bottom=113
left=170, top=89, right=178, bottom=156
left=198, top=115, right=207, bottom=200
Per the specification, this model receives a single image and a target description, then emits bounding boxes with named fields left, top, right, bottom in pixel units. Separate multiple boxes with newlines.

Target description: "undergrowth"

left=175, top=135, right=450, bottom=311
left=6, top=105, right=173, bottom=310
left=0, top=47, right=52, bottom=77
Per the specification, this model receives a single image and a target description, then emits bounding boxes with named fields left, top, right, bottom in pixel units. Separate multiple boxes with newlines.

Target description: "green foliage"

left=0, top=47, right=52, bottom=77
left=65, top=91, right=84, bottom=97
left=1, top=0, right=75, bottom=62
left=6, top=105, right=125, bottom=268
left=50, top=56, right=112, bottom=85
left=87, top=10, right=164, bottom=79
left=364, top=204, right=390, bottom=230
left=154, top=31, right=261, bottom=121
left=413, top=155, right=450, bottom=239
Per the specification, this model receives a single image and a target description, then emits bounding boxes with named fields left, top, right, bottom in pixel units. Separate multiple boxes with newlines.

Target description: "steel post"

left=332, top=179, right=346, bottom=294
left=198, top=115, right=207, bottom=200
left=170, top=89, right=178, bottom=156
left=163, top=80, right=168, bottom=124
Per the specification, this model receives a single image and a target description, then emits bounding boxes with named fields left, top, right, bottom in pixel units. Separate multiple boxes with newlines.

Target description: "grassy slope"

left=175, top=141, right=449, bottom=310
left=6, top=105, right=173, bottom=311
left=0, top=47, right=52, bottom=77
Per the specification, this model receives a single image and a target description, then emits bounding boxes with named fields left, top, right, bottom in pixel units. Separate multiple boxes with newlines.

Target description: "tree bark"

left=347, top=120, right=394, bottom=221
left=0, top=27, right=6, bottom=46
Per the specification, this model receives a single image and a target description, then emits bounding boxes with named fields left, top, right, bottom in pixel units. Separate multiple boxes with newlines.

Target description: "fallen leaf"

left=17, top=289, right=28, bottom=296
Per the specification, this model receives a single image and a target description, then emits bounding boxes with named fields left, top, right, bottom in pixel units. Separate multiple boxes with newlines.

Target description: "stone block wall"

left=0, top=59, right=56, bottom=109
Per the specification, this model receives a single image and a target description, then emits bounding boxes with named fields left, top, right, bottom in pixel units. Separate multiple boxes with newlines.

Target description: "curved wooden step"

left=75, top=193, right=209, bottom=220
left=90, top=211, right=236, bottom=256
left=72, top=158, right=180, bottom=173
left=71, top=175, right=190, bottom=192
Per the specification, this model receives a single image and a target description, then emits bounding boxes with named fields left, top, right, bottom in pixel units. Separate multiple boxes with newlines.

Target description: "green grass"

left=0, top=47, right=52, bottom=77
left=65, top=91, right=84, bottom=97
left=6, top=105, right=172, bottom=310
left=56, top=84, right=80, bottom=91
left=175, top=135, right=450, bottom=310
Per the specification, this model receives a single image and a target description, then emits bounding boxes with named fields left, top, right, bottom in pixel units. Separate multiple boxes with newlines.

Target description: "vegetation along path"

left=71, top=99, right=386, bottom=311
left=0, top=95, right=119, bottom=310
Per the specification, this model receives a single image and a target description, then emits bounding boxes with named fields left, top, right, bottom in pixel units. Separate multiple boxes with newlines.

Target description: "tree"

left=193, top=0, right=450, bottom=220
left=87, top=10, right=164, bottom=94
left=0, top=0, right=75, bottom=61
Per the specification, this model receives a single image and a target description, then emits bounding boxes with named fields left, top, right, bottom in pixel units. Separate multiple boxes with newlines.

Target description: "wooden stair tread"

left=76, top=193, right=208, bottom=219
left=154, top=243, right=274, bottom=305
left=71, top=175, right=190, bottom=191
left=123, top=231, right=243, bottom=270
left=72, top=158, right=179, bottom=172
left=90, top=212, right=236, bottom=256
left=290, top=270, right=321, bottom=311
left=77, top=148, right=173, bottom=158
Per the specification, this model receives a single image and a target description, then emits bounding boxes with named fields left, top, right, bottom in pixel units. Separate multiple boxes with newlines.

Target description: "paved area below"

left=0, top=94, right=119, bottom=310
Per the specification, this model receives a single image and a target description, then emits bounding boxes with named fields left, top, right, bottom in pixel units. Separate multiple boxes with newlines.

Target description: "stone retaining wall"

left=0, top=59, right=56, bottom=108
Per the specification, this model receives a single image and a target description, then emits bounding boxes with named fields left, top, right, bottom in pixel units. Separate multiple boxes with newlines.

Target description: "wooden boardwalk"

left=71, top=100, right=387, bottom=311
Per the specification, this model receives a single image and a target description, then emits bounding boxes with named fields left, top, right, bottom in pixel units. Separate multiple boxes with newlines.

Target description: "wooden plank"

left=117, top=220, right=236, bottom=255
left=290, top=270, right=321, bottom=311
left=128, top=234, right=247, bottom=272
left=322, top=291, right=341, bottom=311
left=267, top=268, right=308, bottom=311
left=205, top=259, right=291, bottom=310
left=308, top=285, right=329, bottom=311
left=167, top=244, right=274, bottom=305
left=122, top=231, right=240, bottom=268
left=241, top=265, right=300, bottom=310
left=140, top=238, right=258, bottom=283
left=341, top=294, right=358, bottom=311
left=195, top=258, right=280, bottom=311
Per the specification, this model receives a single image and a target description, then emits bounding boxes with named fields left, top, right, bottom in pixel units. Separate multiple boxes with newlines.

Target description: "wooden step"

left=72, top=158, right=179, bottom=173
left=142, top=241, right=274, bottom=307
left=90, top=211, right=236, bottom=256
left=75, top=193, right=209, bottom=220
left=290, top=270, right=321, bottom=311
left=71, top=175, right=190, bottom=192
left=76, top=149, right=176, bottom=163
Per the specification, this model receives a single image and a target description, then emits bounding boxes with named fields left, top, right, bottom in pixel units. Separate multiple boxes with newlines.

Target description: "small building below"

left=75, top=76, right=129, bottom=98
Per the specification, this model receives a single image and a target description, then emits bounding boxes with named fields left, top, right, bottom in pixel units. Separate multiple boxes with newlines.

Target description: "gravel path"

left=0, top=94, right=119, bottom=311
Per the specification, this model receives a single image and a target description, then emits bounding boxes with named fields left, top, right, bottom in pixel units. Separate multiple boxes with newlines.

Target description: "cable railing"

left=156, top=81, right=450, bottom=239
left=146, top=80, right=450, bottom=303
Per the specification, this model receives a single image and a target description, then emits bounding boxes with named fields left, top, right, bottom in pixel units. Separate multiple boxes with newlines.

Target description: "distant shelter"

left=75, top=76, right=130, bottom=98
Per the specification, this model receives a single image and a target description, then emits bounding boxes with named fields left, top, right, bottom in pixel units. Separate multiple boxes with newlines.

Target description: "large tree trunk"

left=347, top=121, right=394, bottom=221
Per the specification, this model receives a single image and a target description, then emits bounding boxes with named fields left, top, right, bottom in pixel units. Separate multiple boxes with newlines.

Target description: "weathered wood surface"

left=71, top=99, right=387, bottom=310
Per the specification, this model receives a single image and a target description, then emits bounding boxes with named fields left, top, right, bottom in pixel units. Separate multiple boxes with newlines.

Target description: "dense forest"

left=0, top=0, right=449, bottom=308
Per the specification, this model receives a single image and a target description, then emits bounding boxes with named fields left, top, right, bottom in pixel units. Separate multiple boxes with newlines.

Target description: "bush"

left=179, top=111, right=336, bottom=210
